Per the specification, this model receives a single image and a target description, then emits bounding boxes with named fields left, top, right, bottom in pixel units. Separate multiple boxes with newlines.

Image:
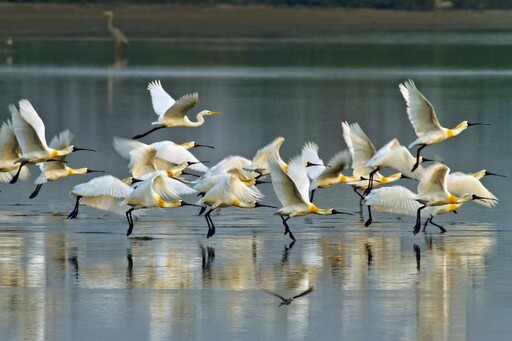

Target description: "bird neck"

left=447, top=121, right=468, bottom=138
left=186, top=112, right=207, bottom=127
left=157, top=198, right=183, bottom=208
left=69, top=167, right=88, bottom=175
left=309, top=203, right=332, bottom=215
left=107, top=14, right=114, bottom=31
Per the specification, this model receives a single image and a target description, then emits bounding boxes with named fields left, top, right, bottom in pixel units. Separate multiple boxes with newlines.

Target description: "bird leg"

left=281, top=216, right=296, bottom=242
left=132, top=125, right=165, bottom=140
left=9, top=161, right=27, bottom=184
left=412, top=144, right=427, bottom=172
left=205, top=209, right=216, bottom=238
left=413, top=205, right=427, bottom=235
left=310, top=189, right=316, bottom=203
left=67, top=196, right=82, bottom=219
left=126, top=208, right=135, bottom=236
left=427, top=216, right=447, bottom=233
left=29, top=184, right=43, bottom=199
left=364, top=206, right=373, bottom=227
left=422, top=216, right=431, bottom=233
left=363, top=168, right=379, bottom=196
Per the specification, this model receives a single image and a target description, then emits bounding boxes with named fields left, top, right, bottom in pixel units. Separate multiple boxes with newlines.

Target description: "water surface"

left=0, top=33, right=511, bottom=340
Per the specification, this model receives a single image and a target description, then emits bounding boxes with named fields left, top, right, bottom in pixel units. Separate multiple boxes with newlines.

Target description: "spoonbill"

left=121, top=171, right=199, bottom=236
left=29, top=130, right=103, bottom=198
left=244, top=136, right=287, bottom=177
left=132, top=80, right=221, bottom=139
left=300, top=142, right=355, bottom=202
left=0, top=119, right=30, bottom=183
left=262, top=286, right=314, bottom=306
left=103, top=11, right=128, bottom=48
left=269, top=155, right=352, bottom=241
left=68, top=175, right=135, bottom=219
left=399, top=79, right=488, bottom=172
left=8, top=100, right=94, bottom=184
left=196, top=173, right=275, bottom=238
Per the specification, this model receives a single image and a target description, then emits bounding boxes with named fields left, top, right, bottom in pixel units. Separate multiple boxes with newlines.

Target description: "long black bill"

left=132, top=125, right=165, bottom=140
left=73, top=147, right=96, bottom=152
left=86, top=169, right=105, bottom=173
left=472, top=194, right=498, bottom=201
left=254, top=203, right=278, bottom=209
left=198, top=206, right=207, bottom=215
left=467, top=122, right=490, bottom=126
left=181, top=201, right=203, bottom=208
left=306, top=162, right=323, bottom=168
left=187, top=160, right=210, bottom=166
left=332, top=209, right=353, bottom=215
left=194, top=143, right=215, bottom=149
left=484, top=171, right=507, bottom=178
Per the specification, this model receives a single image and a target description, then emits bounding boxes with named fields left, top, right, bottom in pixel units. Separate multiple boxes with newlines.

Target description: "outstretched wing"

left=269, top=155, right=308, bottom=207
left=292, top=286, right=314, bottom=300
left=18, top=99, right=49, bottom=149
left=262, top=289, right=286, bottom=301
left=148, top=80, right=175, bottom=116
left=399, top=79, right=442, bottom=137
left=163, top=93, right=199, bottom=120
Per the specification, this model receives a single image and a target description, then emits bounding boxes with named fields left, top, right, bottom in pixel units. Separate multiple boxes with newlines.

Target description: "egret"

left=8, top=100, right=94, bottom=184
left=269, top=155, right=352, bottom=241
left=103, top=11, right=128, bottom=48
left=0, top=119, right=30, bottom=183
left=300, top=142, right=355, bottom=202
left=399, top=79, right=488, bottom=172
left=29, top=130, right=104, bottom=199
left=121, top=171, right=199, bottom=236
left=196, top=173, right=275, bottom=238
left=132, top=80, right=221, bottom=139
left=262, top=286, right=314, bottom=306
left=68, top=175, right=134, bottom=219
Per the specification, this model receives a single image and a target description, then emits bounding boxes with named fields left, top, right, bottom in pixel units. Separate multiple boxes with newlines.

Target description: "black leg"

left=428, top=216, right=447, bottom=233
left=281, top=216, right=296, bottom=241
left=364, top=168, right=379, bottom=196
left=67, top=195, right=82, bottom=219
left=10, top=161, right=27, bottom=184
left=413, top=205, right=427, bottom=235
left=412, top=144, right=426, bottom=172
left=205, top=209, right=216, bottom=238
left=29, top=184, right=43, bottom=199
left=310, top=189, right=316, bottom=203
left=132, top=125, right=165, bottom=140
left=364, top=206, right=373, bottom=227
left=422, top=216, right=431, bottom=233
left=126, top=208, right=135, bottom=236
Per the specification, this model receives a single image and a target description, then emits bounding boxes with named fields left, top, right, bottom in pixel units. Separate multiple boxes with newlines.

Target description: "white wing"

left=362, top=186, right=421, bottom=216
left=71, top=175, right=133, bottom=198
left=153, top=141, right=208, bottom=172
left=319, top=150, right=352, bottom=179
left=417, top=164, right=449, bottom=197
left=80, top=196, right=128, bottom=215
left=365, top=139, right=422, bottom=179
left=18, top=99, right=49, bottom=149
left=148, top=80, right=175, bottom=116
left=343, top=122, right=376, bottom=176
left=0, top=119, right=21, bottom=161
left=250, top=136, right=285, bottom=173
left=399, top=79, right=443, bottom=137
left=49, top=130, right=74, bottom=150
left=206, top=155, right=252, bottom=177
left=269, top=155, right=307, bottom=207
left=153, top=173, right=197, bottom=200
left=113, top=136, right=147, bottom=159
left=163, top=93, right=198, bottom=120
left=301, top=141, right=325, bottom=180
left=9, top=103, right=46, bottom=155
left=128, top=145, right=158, bottom=178
left=448, top=172, right=497, bottom=207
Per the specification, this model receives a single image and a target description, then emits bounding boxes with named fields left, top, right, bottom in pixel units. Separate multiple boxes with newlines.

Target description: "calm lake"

left=0, top=32, right=511, bottom=340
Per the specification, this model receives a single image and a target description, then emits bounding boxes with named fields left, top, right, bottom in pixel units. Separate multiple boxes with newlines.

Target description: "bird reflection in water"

left=262, top=286, right=314, bottom=307
left=200, top=244, right=215, bottom=272
left=414, top=244, right=421, bottom=271
left=126, top=248, right=133, bottom=286
left=365, top=242, right=373, bottom=266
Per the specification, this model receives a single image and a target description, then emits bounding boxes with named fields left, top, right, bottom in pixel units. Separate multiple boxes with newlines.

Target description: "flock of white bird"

left=1, top=79, right=502, bottom=240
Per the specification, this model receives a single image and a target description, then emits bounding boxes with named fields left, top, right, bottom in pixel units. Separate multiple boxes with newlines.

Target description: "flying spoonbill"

left=399, top=79, right=488, bottom=172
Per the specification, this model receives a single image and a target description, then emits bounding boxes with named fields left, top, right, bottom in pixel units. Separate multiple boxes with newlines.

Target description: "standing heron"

left=103, top=11, right=128, bottom=49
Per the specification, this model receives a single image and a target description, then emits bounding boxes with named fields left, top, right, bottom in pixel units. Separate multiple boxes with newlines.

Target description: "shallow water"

left=0, top=33, right=511, bottom=340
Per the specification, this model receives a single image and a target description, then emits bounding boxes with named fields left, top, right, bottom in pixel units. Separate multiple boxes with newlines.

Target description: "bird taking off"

left=399, top=79, right=488, bottom=172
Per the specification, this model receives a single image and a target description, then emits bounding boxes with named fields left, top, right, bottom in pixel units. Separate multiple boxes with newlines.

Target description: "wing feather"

left=269, top=155, right=306, bottom=207
left=148, top=80, right=175, bottom=116
left=163, top=93, right=198, bottom=120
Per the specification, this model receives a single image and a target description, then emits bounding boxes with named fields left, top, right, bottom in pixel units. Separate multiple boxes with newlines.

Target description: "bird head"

left=102, top=11, right=113, bottom=16
left=202, top=110, right=221, bottom=116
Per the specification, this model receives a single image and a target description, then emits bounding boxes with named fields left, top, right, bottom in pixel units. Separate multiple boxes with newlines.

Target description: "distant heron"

left=103, top=11, right=128, bottom=48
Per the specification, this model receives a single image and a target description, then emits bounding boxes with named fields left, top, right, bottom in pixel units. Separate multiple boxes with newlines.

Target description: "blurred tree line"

left=0, top=0, right=509, bottom=10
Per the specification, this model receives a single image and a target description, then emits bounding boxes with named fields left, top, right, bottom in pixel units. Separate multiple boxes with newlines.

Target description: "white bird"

left=113, top=137, right=209, bottom=175
left=8, top=100, right=94, bottom=184
left=362, top=185, right=460, bottom=233
left=300, top=142, right=355, bottom=202
left=103, top=11, right=128, bottom=48
left=244, top=136, right=287, bottom=177
left=269, top=154, right=351, bottom=241
left=447, top=171, right=499, bottom=208
left=29, top=130, right=104, bottom=199
left=399, top=79, right=488, bottom=172
left=0, top=119, right=30, bottom=183
left=121, top=171, right=199, bottom=236
left=133, top=80, right=221, bottom=139
left=68, top=175, right=135, bottom=219
left=196, top=173, right=275, bottom=238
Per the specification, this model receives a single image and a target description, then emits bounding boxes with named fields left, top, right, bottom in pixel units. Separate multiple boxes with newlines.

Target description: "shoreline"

left=2, top=4, right=512, bottom=38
